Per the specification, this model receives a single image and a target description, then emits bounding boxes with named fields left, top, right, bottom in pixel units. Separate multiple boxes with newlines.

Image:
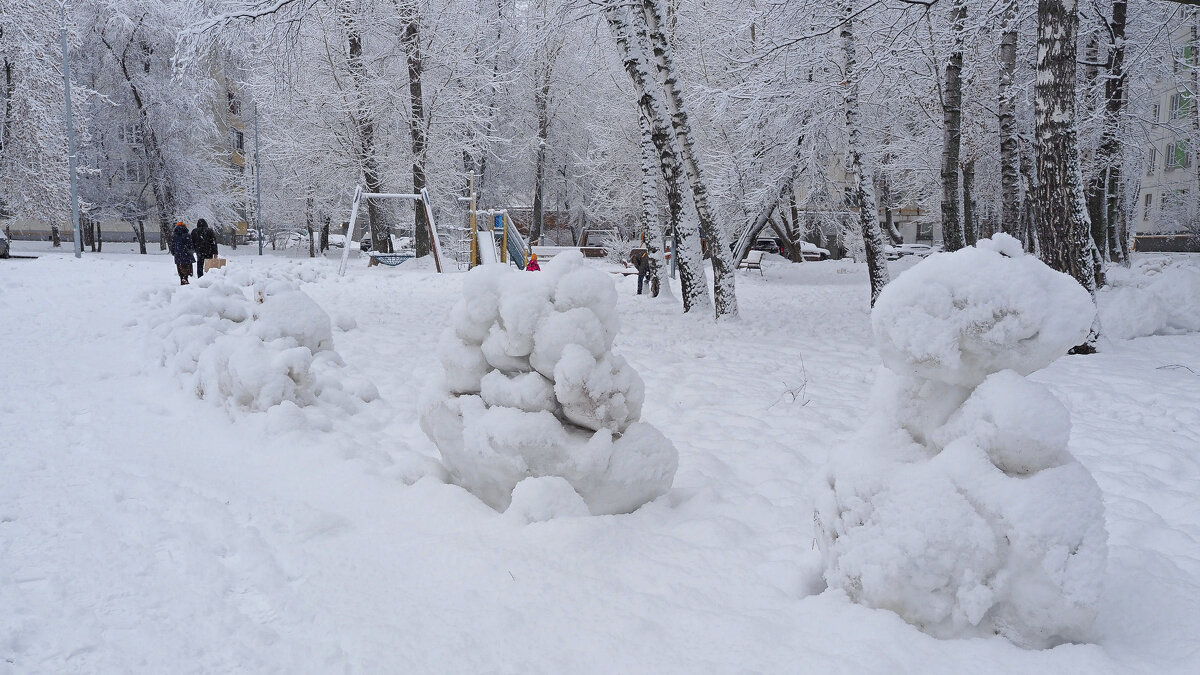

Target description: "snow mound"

left=1098, top=255, right=1200, bottom=340
left=420, top=251, right=677, bottom=515
left=872, top=232, right=1095, bottom=387
left=143, top=269, right=378, bottom=417
left=504, top=476, right=590, bottom=524
left=816, top=234, right=1108, bottom=648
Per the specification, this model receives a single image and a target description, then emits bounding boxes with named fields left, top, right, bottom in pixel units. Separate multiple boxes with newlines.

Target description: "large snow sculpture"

left=814, top=233, right=1108, bottom=649
left=420, top=251, right=677, bottom=515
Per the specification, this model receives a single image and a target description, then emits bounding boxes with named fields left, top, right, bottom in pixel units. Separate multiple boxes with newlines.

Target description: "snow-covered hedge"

left=1098, top=255, right=1200, bottom=340
left=142, top=267, right=378, bottom=420
left=814, top=234, right=1108, bottom=649
left=420, top=251, right=677, bottom=516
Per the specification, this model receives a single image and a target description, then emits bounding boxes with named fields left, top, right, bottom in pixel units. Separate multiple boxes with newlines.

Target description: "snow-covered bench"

left=739, top=250, right=765, bottom=276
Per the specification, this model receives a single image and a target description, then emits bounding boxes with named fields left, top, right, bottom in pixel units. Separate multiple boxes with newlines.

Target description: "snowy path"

left=2, top=250, right=1199, bottom=673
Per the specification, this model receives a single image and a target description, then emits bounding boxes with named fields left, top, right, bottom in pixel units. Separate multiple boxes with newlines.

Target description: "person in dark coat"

left=170, top=222, right=195, bottom=285
left=190, top=218, right=219, bottom=277
left=631, top=250, right=651, bottom=295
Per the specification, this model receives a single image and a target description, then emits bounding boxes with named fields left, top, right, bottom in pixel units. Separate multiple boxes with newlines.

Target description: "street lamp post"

left=58, top=1, right=82, bottom=259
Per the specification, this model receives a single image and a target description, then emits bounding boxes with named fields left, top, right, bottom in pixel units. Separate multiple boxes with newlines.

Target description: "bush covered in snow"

left=814, top=234, right=1108, bottom=649
left=1098, top=255, right=1200, bottom=340
left=142, top=267, right=378, bottom=421
left=420, top=251, right=677, bottom=516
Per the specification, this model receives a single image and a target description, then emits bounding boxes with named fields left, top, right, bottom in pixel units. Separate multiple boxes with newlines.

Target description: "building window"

left=1167, top=140, right=1191, bottom=170
left=119, top=123, right=143, bottom=147
left=1170, top=91, right=1193, bottom=120
left=1152, top=103, right=1161, bottom=123
left=227, top=91, right=241, bottom=116
left=233, top=130, right=244, bottom=153
left=1144, top=193, right=1153, bottom=220
left=1148, top=146, right=1157, bottom=175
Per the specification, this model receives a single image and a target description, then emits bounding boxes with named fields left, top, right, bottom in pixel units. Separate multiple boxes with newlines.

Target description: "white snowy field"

left=2, top=243, right=1199, bottom=674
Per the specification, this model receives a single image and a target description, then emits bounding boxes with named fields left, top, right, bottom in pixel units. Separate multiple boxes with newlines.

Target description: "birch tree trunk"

left=604, top=1, right=710, bottom=314
left=638, top=113, right=667, bottom=297
left=637, top=0, right=737, bottom=319
left=1104, top=0, right=1129, bottom=265
left=940, top=0, right=967, bottom=252
left=1035, top=0, right=1098, bottom=349
left=842, top=1, right=891, bottom=306
left=998, top=0, right=1021, bottom=237
left=306, top=194, right=316, bottom=258
left=1019, top=136, right=1038, bottom=253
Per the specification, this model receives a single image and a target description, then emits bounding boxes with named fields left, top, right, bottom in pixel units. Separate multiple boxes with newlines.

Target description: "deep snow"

left=2, top=243, right=1199, bottom=673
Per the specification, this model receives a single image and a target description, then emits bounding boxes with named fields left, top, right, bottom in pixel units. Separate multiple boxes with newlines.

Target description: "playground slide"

left=477, top=228, right=501, bottom=265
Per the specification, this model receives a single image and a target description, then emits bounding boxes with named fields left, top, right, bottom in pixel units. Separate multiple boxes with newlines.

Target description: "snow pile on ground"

left=815, top=234, right=1108, bottom=648
left=420, top=251, right=677, bottom=515
left=141, top=267, right=378, bottom=421
left=1099, top=255, right=1200, bottom=340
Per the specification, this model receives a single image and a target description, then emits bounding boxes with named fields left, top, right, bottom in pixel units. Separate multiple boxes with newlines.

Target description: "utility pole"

left=254, top=103, right=263, bottom=255
left=58, top=1, right=81, bottom=259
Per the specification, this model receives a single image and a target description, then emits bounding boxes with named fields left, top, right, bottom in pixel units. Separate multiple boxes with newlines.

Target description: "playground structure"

left=337, top=185, right=447, bottom=276
left=462, top=174, right=531, bottom=270
left=468, top=208, right=531, bottom=269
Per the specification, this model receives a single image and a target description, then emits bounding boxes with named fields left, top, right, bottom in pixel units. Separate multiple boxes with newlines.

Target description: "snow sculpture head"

left=815, top=234, right=1108, bottom=649
left=421, top=251, right=677, bottom=515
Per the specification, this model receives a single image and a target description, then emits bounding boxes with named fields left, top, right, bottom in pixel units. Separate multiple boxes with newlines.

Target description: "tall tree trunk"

left=1, top=50, right=13, bottom=157
left=998, top=0, right=1021, bottom=237
left=398, top=5, right=429, bottom=257
left=306, top=195, right=316, bottom=258
left=345, top=7, right=391, bottom=253
left=1019, top=136, right=1038, bottom=252
left=604, top=1, right=711, bottom=314
left=134, top=220, right=146, bottom=254
left=842, top=1, right=891, bottom=306
left=99, top=31, right=176, bottom=251
left=530, top=59, right=552, bottom=245
left=1035, top=0, right=1097, bottom=349
left=321, top=214, right=330, bottom=253
left=940, top=0, right=967, bottom=251
left=638, top=113, right=667, bottom=297
left=962, top=159, right=977, bottom=245
left=638, top=0, right=738, bottom=319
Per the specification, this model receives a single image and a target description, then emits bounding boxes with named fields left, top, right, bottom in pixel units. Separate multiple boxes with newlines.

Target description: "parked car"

left=885, top=243, right=939, bottom=260
left=326, top=234, right=346, bottom=249
left=0, top=229, right=9, bottom=258
left=751, top=237, right=830, bottom=261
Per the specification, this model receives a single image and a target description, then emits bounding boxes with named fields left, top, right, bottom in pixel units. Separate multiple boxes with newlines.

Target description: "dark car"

left=0, top=229, right=9, bottom=258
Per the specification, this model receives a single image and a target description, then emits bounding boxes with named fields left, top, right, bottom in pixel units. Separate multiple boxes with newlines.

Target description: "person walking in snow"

left=190, top=218, right=219, bottom=278
left=631, top=249, right=651, bottom=295
left=170, top=221, right=195, bottom=285
left=526, top=253, right=541, bottom=271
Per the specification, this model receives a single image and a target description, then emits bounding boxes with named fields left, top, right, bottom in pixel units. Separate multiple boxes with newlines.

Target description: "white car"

left=886, top=243, right=939, bottom=260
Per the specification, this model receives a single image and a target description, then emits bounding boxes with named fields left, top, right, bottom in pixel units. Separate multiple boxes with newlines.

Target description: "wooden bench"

left=738, top=249, right=765, bottom=276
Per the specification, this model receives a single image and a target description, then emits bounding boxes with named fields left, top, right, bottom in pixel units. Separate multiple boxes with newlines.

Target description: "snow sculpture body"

left=421, top=251, right=677, bottom=515
left=814, top=234, right=1108, bottom=648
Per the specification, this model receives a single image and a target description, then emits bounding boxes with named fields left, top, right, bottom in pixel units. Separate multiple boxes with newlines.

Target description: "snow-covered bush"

left=420, top=251, right=677, bottom=516
left=814, top=233, right=1108, bottom=649
left=1098, top=255, right=1200, bottom=340
left=142, top=268, right=378, bottom=418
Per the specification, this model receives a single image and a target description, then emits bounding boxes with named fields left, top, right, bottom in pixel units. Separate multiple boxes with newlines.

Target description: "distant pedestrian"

left=191, top=218, right=219, bottom=277
left=525, top=253, right=541, bottom=271
left=631, top=250, right=651, bottom=295
left=170, top=221, right=195, bottom=285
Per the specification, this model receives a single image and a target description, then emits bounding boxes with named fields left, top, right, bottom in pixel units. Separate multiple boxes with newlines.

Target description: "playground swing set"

left=336, top=185, right=447, bottom=276
left=335, top=174, right=532, bottom=275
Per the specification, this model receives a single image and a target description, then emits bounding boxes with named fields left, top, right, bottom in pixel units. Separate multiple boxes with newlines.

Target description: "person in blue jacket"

left=169, top=221, right=195, bottom=285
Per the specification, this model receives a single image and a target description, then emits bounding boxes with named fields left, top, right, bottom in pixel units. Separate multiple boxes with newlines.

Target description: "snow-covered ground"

left=2, top=243, right=1199, bottom=673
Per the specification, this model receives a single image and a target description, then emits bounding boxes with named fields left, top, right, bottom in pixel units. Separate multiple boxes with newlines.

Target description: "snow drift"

left=142, top=266, right=378, bottom=420
left=420, top=251, right=677, bottom=516
left=815, top=234, right=1108, bottom=648
left=1098, top=255, right=1200, bottom=340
